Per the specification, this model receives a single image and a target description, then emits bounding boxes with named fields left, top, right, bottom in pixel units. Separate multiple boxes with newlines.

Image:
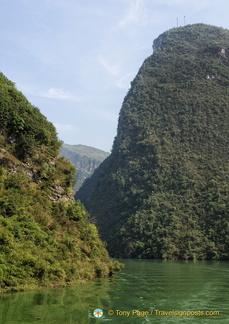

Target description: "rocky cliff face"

left=76, top=24, right=229, bottom=261
left=152, top=34, right=165, bottom=51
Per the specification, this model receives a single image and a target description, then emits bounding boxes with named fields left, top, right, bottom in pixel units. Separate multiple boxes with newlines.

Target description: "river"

left=0, top=259, right=228, bottom=323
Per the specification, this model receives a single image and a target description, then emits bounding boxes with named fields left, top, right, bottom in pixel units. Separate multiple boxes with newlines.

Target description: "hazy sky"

left=1, top=0, right=229, bottom=152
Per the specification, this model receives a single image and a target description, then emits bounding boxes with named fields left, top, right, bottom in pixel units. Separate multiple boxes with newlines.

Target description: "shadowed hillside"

left=76, top=24, right=229, bottom=261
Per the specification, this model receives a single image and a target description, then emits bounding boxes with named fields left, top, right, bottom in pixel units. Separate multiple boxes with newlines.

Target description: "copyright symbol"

left=108, top=309, right=114, bottom=316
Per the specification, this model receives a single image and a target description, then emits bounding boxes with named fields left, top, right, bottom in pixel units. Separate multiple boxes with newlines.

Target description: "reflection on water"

left=0, top=260, right=228, bottom=323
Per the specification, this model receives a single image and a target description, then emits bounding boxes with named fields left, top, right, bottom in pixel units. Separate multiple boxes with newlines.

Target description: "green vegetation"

left=76, top=24, right=229, bottom=261
left=0, top=72, right=121, bottom=293
left=61, top=144, right=109, bottom=192
left=62, top=144, right=109, bottom=160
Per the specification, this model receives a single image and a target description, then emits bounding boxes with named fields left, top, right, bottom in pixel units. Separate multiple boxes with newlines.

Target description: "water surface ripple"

left=0, top=259, right=228, bottom=323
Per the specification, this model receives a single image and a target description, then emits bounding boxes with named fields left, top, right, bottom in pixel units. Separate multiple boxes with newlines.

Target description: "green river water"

left=0, top=259, right=228, bottom=323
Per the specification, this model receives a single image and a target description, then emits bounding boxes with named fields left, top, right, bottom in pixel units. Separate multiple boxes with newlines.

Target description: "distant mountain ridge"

left=61, top=144, right=109, bottom=192
left=76, top=24, right=229, bottom=261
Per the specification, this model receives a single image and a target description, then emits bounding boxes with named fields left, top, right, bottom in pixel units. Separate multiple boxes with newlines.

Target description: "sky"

left=1, top=0, right=229, bottom=152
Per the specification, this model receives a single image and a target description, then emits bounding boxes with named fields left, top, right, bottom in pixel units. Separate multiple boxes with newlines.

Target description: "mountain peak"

left=153, top=23, right=229, bottom=52
left=77, top=24, right=229, bottom=261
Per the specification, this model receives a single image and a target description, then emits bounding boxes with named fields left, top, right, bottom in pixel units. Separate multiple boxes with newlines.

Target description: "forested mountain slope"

left=76, top=24, right=229, bottom=260
left=60, top=144, right=109, bottom=192
left=0, top=72, right=120, bottom=292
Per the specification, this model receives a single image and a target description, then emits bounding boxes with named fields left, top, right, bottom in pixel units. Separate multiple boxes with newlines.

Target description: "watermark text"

left=107, top=309, right=220, bottom=318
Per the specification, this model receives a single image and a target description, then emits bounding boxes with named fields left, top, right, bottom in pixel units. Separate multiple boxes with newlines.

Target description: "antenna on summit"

left=177, top=18, right=178, bottom=28
left=184, top=16, right=186, bottom=26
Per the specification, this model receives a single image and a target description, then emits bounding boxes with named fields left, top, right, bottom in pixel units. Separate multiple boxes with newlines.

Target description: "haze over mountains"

left=0, top=23, right=228, bottom=294
left=60, top=144, right=109, bottom=193
left=76, top=24, right=229, bottom=261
